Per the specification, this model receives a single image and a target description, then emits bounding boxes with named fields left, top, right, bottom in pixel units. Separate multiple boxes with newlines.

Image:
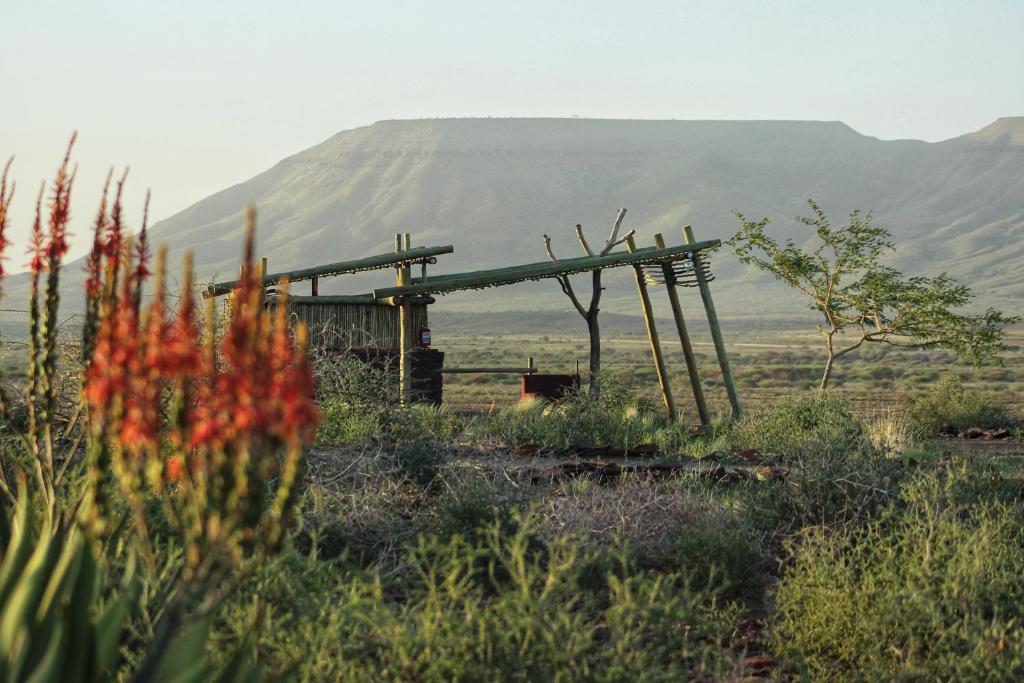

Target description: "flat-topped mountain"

left=5, top=117, right=1023, bottom=317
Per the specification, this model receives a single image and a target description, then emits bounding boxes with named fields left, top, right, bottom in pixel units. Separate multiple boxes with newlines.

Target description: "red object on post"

left=418, top=327, right=431, bottom=347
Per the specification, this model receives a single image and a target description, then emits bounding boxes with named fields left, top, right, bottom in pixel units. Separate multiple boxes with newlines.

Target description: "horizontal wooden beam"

left=204, top=244, right=454, bottom=298
left=374, top=239, right=719, bottom=298
left=409, top=245, right=659, bottom=285
left=435, top=367, right=538, bottom=374
left=276, top=294, right=437, bottom=306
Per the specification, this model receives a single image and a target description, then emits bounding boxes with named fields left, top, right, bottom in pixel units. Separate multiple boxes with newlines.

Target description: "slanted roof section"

left=372, top=239, right=719, bottom=298
left=204, top=244, right=454, bottom=298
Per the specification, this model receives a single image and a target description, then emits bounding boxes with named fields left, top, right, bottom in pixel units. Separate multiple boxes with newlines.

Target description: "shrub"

left=538, top=477, right=767, bottom=601
left=727, top=392, right=866, bottom=461
left=770, top=464, right=1024, bottom=680
left=314, top=353, right=394, bottom=445
left=433, top=467, right=525, bottom=543
left=391, top=438, right=446, bottom=488
left=906, top=374, right=1016, bottom=435
left=786, top=447, right=908, bottom=530
left=407, top=403, right=467, bottom=443
left=864, top=407, right=917, bottom=454
left=476, top=382, right=666, bottom=449
left=314, top=354, right=466, bottom=446
left=220, top=513, right=742, bottom=681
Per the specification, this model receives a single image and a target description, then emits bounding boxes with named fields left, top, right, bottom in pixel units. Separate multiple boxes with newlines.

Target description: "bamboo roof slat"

left=374, top=239, right=720, bottom=298
left=204, top=244, right=454, bottom=298
left=435, top=367, right=538, bottom=374
left=277, top=294, right=377, bottom=304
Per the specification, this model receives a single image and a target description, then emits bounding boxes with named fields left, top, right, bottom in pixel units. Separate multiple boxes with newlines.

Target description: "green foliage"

left=906, top=374, right=1016, bottom=435
left=670, top=523, right=766, bottom=601
left=219, top=512, right=741, bottom=682
left=0, top=493, right=258, bottom=683
left=770, top=464, right=1024, bottom=681
left=730, top=199, right=1019, bottom=389
left=475, top=382, right=679, bottom=450
left=314, top=354, right=396, bottom=445
left=314, top=353, right=467, bottom=446
left=391, top=438, right=446, bottom=488
left=727, top=392, right=866, bottom=461
left=406, top=403, right=467, bottom=443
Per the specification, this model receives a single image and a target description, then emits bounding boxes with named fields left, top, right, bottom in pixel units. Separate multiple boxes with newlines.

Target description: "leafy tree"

left=730, top=199, right=1019, bottom=391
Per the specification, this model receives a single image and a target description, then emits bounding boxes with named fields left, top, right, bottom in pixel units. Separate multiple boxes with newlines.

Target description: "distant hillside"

left=5, top=117, right=1023, bottom=319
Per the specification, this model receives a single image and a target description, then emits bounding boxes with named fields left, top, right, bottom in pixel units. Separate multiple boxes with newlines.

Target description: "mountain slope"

left=6, top=117, right=1024, bottom=318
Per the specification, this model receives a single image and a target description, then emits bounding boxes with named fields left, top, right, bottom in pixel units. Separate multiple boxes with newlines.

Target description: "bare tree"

left=543, top=209, right=634, bottom=394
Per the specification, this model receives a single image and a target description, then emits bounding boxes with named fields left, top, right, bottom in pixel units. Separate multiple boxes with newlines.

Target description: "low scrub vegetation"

left=906, top=373, right=1019, bottom=436
left=772, top=463, right=1024, bottom=680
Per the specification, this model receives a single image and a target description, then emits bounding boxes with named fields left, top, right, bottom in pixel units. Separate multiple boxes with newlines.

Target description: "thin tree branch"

left=574, top=224, right=594, bottom=256
left=605, top=229, right=636, bottom=253
left=542, top=233, right=558, bottom=262
left=600, top=208, right=628, bottom=256
left=557, top=275, right=588, bottom=318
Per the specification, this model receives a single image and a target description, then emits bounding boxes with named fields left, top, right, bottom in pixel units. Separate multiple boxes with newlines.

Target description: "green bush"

left=314, top=353, right=468, bottom=446
left=392, top=438, right=446, bottom=488
left=670, top=523, right=766, bottom=601
left=475, top=382, right=667, bottom=450
left=407, top=403, right=467, bottom=443
left=219, top=513, right=742, bottom=681
left=906, top=374, right=1017, bottom=435
left=785, top=448, right=907, bottom=529
left=727, top=392, right=866, bottom=461
left=770, top=464, right=1024, bottom=681
left=433, top=468, right=525, bottom=544
left=316, top=395, right=385, bottom=443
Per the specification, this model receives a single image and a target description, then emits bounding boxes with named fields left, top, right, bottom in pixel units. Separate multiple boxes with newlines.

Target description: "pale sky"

left=2, top=0, right=1022, bottom=271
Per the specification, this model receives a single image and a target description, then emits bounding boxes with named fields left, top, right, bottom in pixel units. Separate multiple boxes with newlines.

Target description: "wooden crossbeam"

left=374, top=239, right=720, bottom=299
left=204, top=244, right=454, bottom=298
left=435, top=367, right=538, bottom=374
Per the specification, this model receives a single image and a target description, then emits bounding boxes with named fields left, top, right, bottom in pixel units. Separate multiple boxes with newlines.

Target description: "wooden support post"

left=260, top=257, right=269, bottom=306
left=311, top=275, right=319, bottom=296
left=397, top=234, right=413, bottom=404
left=682, top=226, right=741, bottom=418
left=654, top=233, right=710, bottom=426
left=527, top=356, right=535, bottom=371
left=626, top=236, right=676, bottom=420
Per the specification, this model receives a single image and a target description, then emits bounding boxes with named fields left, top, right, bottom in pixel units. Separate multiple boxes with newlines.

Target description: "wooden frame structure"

left=203, top=227, right=740, bottom=420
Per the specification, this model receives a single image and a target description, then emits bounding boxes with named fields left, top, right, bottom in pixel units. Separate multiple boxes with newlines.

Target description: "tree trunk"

left=586, top=311, right=600, bottom=394
left=819, top=332, right=836, bottom=392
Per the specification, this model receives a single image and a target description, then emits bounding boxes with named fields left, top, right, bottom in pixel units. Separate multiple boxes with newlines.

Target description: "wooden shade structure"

left=202, top=228, right=739, bottom=420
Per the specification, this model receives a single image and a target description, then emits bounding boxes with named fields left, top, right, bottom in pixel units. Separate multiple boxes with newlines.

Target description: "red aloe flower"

left=105, top=171, right=127, bottom=262
left=85, top=170, right=112, bottom=299
left=27, top=185, right=45, bottom=275
left=44, top=134, right=76, bottom=264
left=134, top=191, right=152, bottom=286
left=166, top=456, right=184, bottom=483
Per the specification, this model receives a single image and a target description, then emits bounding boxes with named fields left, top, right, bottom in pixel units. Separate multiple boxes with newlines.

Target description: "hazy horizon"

left=2, top=0, right=1022, bottom=272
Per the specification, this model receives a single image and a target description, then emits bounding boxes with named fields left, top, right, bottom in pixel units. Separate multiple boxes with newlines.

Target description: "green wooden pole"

left=654, top=233, right=710, bottom=425
left=626, top=236, right=676, bottom=421
left=396, top=234, right=413, bottom=404
left=682, top=226, right=741, bottom=418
